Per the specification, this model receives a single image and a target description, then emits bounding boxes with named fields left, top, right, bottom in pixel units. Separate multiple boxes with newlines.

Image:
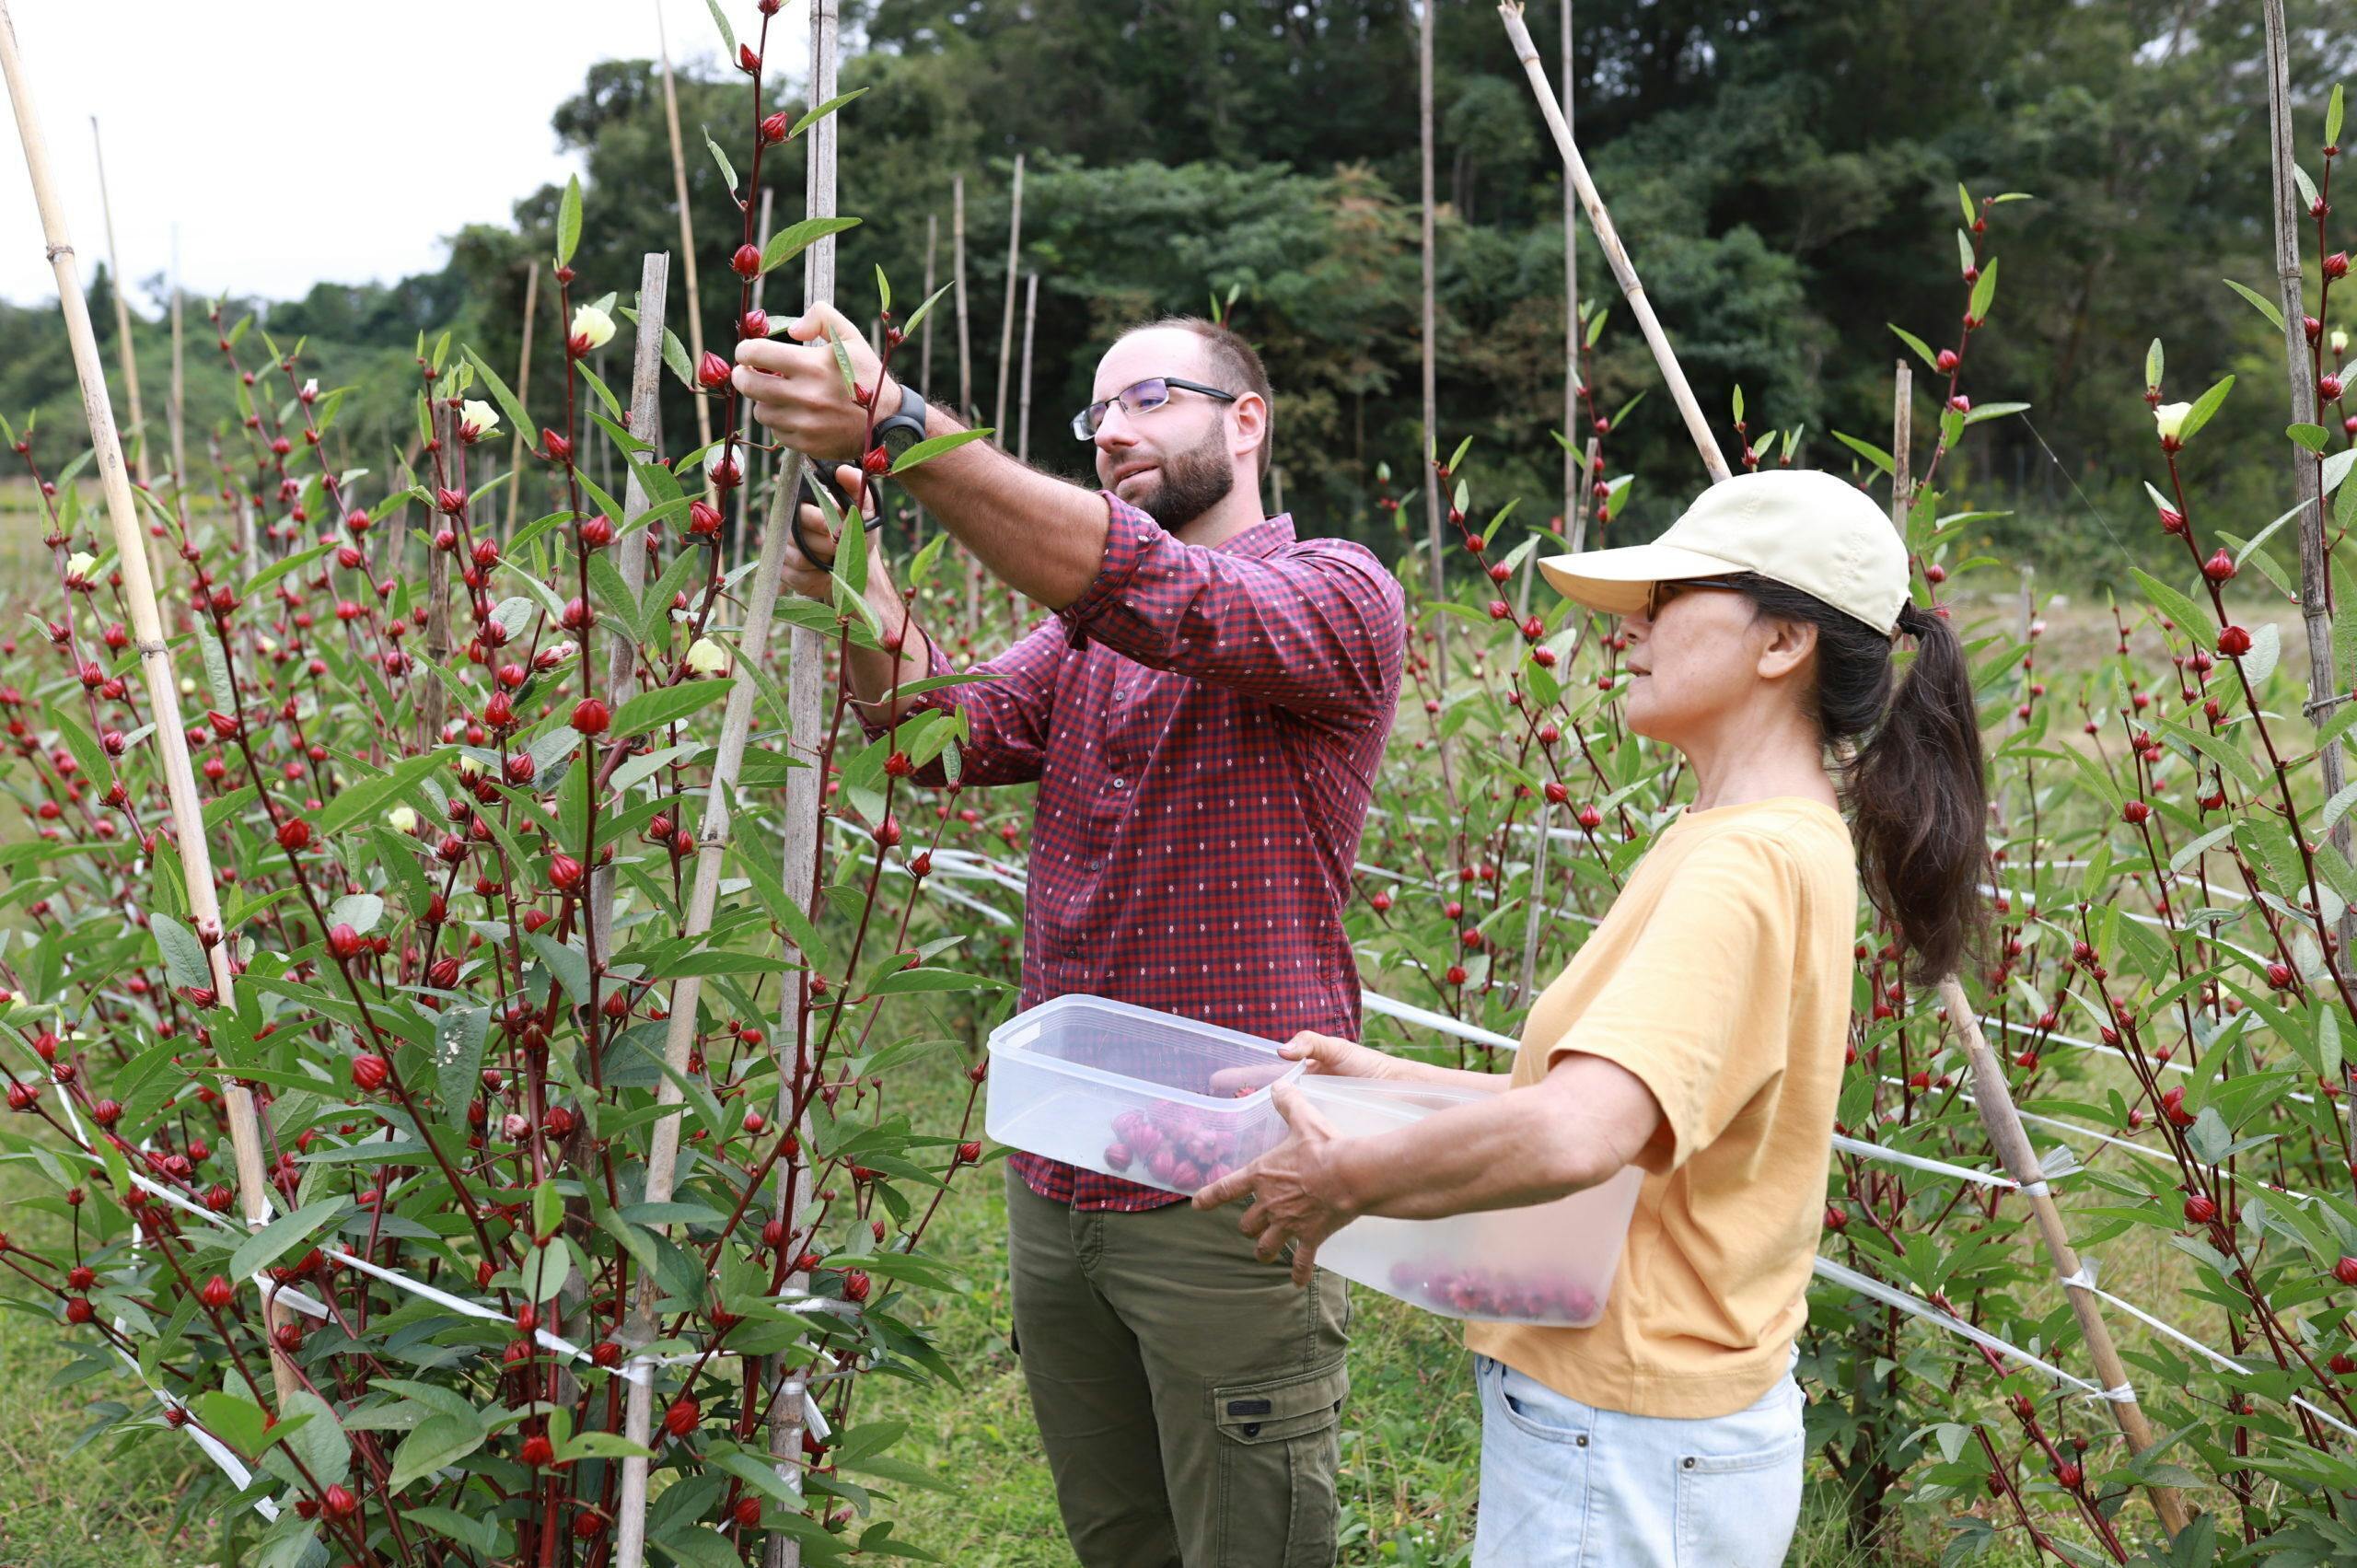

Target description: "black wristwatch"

left=871, top=379, right=930, bottom=458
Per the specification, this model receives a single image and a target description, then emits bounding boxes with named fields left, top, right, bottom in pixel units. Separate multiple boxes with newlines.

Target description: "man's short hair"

left=1128, top=316, right=1275, bottom=480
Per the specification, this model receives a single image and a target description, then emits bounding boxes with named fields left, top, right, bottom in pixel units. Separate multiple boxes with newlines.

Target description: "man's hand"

left=732, top=304, right=889, bottom=464
left=1193, top=1084, right=1356, bottom=1287
left=782, top=463, right=876, bottom=602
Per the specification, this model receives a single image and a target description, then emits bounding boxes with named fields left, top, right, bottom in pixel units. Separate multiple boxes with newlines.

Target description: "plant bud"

left=741, top=308, right=772, bottom=339
left=2325, top=251, right=2351, bottom=281
left=760, top=112, right=790, bottom=145
left=329, top=924, right=366, bottom=960
left=549, top=853, right=586, bottom=891
left=200, top=1274, right=234, bottom=1309
left=696, top=351, right=732, bottom=389
left=2217, top=624, right=2252, bottom=656
left=276, top=818, right=311, bottom=853
left=2201, top=547, right=2236, bottom=583
left=2120, top=800, right=2151, bottom=826
left=572, top=698, right=610, bottom=736
left=688, top=500, right=725, bottom=537
left=732, top=244, right=762, bottom=279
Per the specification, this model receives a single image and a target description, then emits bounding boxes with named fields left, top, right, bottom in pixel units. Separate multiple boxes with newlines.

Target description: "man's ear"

left=1230, top=391, right=1269, bottom=468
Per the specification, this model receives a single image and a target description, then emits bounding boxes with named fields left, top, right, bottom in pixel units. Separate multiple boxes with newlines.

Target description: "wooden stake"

left=503, top=261, right=540, bottom=542
left=1, top=0, right=296, bottom=1408
left=994, top=153, right=1026, bottom=442
left=1498, top=4, right=1729, bottom=484
left=955, top=173, right=980, bottom=628
left=915, top=211, right=937, bottom=545
left=2264, top=0, right=2357, bottom=964
left=1516, top=804, right=1552, bottom=1005
left=1016, top=271, right=1039, bottom=465
left=1889, top=360, right=1913, bottom=529
left=1419, top=0, right=1445, bottom=598
left=658, top=1, right=714, bottom=458
left=168, top=260, right=190, bottom=544
left=1937, top=981, right=2194, bottom=1535
left=589, top=251, right=670, bottom=963
left=421, top=401, right=454, bottom=752
left=762, top=6, right=840, bottom=1556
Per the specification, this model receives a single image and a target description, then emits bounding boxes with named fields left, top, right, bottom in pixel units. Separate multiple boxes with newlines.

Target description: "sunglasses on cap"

left=1642, top=575, right=1749, bottom=619
left=1073, top=376, right=1239, bottom=441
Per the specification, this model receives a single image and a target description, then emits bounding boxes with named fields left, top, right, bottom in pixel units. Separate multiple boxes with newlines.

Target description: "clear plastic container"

left=983, top=995, right=1306, bottom=1194
left=1298, top=1074, right=1643, bottom=1327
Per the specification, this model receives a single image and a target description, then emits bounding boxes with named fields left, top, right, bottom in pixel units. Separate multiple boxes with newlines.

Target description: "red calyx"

left=2183, top=1192, right=2217, bottom=1225
left=697, top=351, right=732, bottom=389
left=352, top=1054, right=389, bottom=1091
left=200, top=1275, right=234, bottom=1309
left=328, top=924, right=366, bottom=960
left=550, top=854, right=586, bottom=892
left=731, top=244, right=762, bottom=279
left=572, top=698, right=610, bottom=736
left=688, top=500, right=725, bottom=537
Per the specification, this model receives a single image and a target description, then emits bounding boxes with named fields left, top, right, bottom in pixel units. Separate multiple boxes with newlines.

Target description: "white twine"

left=1830, top=1132, right=2018, bottom=1190
left=1811, top=1255, right=2114, bottom=1399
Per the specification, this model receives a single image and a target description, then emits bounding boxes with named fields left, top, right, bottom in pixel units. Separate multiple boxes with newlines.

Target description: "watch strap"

left=873, top=380, right=930, bottom=456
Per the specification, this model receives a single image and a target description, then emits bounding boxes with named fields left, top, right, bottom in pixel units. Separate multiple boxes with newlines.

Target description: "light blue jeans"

left=1471, top=1352, right=1805, bottom=1567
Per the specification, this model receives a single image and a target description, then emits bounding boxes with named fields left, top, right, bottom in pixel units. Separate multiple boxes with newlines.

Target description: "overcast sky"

left=1, top=0, right=811, bottom=312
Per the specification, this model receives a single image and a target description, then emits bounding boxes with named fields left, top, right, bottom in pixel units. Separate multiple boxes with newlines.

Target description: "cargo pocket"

left=1212, top=1358, right=1349, bottom=1568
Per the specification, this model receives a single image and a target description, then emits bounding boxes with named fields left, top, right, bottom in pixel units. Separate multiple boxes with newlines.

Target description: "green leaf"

left=2291, top=423, right=2332, bottom=454
left=702, top=0, right=736, bottom=57
left=228, top=1196, right=347, bottom=1283
left=790, top=88, right=868, bottom=139
left=1959, top=401, right=2029, bottom=427
left=282, top=1388, right=350, bottom=1488
left=2145, top=338, right=2164, bottom=390
left=888, top=427, right=994, bottom=475
left=1967, top=256, right=1998, bottom=322
left=389, top=1411, right=483, bottom=1492
left=1829, top=430, right=1894, bottom=477
left=1887, top=324, right=1938, bottom=371
left=434, top=1005, right=490, bottom=1111
left=194, top=1390, right=268, bottom=1456
left=460, top=346, right=533, bottom=447
left=2331, top=83, right=2347, bottom=151
left=865, top=966, right=1005, bottom=996
left=612, top=678, right=734, bottom=739
left=702, top=124, right=737, bottom=194
left=761, top=215, right=863, bottom=275
left=2128, top=566, right=2212, bottom=638
left=556, top=174, right=582, bottom=269
left=2223, top=278, right=2285, bottom=332
left=152, top=912, right=210, bottom=991
left=2176, top=374, right=2235, bottom=446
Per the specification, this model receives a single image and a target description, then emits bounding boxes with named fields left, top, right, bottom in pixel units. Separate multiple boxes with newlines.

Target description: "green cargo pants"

left=1005, top=1166, right=1352, bottom=1568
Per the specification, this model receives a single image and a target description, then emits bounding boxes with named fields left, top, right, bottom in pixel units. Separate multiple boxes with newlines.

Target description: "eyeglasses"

left=1072, top=376, right=1239, bottom=441
left=1642, top=576, right=1748, bottom=619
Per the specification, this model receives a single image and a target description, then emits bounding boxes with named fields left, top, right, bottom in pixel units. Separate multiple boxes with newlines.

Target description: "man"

left=733, top=307, right=1405, bottom=1567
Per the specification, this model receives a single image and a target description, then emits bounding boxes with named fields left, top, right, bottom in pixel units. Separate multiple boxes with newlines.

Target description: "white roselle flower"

left=459, top=400, right=501, bottom=441
left=64, top=551, right=95, bottom=581
left=2153, top=401, right=2193, bottom=449
left=2334, top=328, right=2351, bottom=356
left=570, top=304, right=616, bottom=352
left=387, top=806, right=419, bottom=834
left=685, top=636, right=727, bottom=676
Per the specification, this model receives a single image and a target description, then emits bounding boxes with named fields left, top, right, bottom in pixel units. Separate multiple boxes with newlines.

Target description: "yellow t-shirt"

left=1462, top=796, right=1856, bottom=1419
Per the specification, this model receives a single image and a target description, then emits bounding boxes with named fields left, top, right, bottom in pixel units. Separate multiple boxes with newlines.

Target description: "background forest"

left=4, top=0, right=2351, bottom=580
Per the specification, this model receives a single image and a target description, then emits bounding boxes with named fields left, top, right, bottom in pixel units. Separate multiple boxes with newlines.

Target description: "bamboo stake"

left=658, top=1, right=714, bottom=458
left=2264, top=0, right=2357, bottom=967
left=1016, top=272, right=1038, bottom=465
left=1937, top=981, right=2194, bottom=1535
left=1565, top=433, right=1598, bottom=554
left=502, top=261, right=540, bottom=542
left=0, top=0, right=296, bottom=1408
left=1419, top=0, right=1445, bottom=598
left=90, top=117, right=146, bottom=488
left=762, top=6, right=840, bottom=1557
left=994, top=153, right=1026, bottom=442
left=1515, top=803, right=1551, bottom=1005
left=1271, top=465, right=1284, bottom=517
left=168, top=248, right=189, bottom=542
left=590, top=251, right=670, bottom=964
left=1498, top=4, right=1729, bottom=484
left=1561, top=0, right=1579, bottom=538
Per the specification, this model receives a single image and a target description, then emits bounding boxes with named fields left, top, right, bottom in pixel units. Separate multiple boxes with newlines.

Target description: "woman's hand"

left=1192, top=1084, right=1356, bottom=1287
left=1281, top=1030, right=1399, bottom=1079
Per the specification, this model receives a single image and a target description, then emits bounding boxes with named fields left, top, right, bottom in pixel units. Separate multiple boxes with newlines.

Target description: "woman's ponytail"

left=1723, top=578, right=1991, bottom=982
left=1850, top=600, right=1991, bottom=981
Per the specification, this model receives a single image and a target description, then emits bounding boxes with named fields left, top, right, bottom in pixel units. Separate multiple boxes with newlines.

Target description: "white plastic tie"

left=2018, top=1179, right=2051, bottom=1199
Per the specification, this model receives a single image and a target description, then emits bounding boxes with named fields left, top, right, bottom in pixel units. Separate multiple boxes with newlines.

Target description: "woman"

left=1194, top=468, right=1989, bottom=1567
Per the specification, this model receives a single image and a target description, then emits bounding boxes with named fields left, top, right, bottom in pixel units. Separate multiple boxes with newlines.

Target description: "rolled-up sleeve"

left=853, top=616, right=1069, bottom=788
left=1057, top=494, right=1405, bottom=726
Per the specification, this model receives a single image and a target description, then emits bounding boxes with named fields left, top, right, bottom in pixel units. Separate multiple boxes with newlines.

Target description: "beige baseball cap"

left=1538, top=468, right=1910, bottom=634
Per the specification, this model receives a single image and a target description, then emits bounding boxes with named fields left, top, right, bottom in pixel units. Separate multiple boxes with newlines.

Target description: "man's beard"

left=1120, top=422, right=1237, bottom=533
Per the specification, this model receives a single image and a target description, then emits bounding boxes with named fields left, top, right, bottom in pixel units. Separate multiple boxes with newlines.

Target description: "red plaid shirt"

left=876, top=493, right=1405, bottom=1210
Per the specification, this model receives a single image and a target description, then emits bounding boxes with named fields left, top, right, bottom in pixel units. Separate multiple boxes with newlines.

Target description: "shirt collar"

left=1215, top=513, right=1295, bottom=559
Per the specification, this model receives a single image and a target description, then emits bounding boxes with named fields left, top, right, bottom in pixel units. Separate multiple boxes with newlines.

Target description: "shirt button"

left=1111, top=777, right=1128, bottom=790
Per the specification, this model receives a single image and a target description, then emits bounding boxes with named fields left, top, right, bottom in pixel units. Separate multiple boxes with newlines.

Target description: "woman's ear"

left=1757, top=615, right=1818, bottom=683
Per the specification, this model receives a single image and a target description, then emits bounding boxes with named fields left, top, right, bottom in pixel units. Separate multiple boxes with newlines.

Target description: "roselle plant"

left=0, top=4, right=1022, bottom=1564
